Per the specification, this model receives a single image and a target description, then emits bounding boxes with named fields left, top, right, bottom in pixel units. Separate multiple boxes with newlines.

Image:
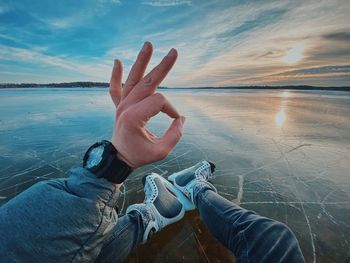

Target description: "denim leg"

left=95, top=210, right=145, bottom=263
left=193, top=183, right=305, bottom=263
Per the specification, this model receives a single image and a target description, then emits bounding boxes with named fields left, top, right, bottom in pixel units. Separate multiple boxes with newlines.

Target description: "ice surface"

left=0, top=88, right=349, bottom=262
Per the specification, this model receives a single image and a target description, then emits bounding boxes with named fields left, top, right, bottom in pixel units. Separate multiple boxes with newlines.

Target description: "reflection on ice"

left=0, top=88, right=350, bottom=262
left=281, top=90, right=290, bottom=98
left=275, top=110, right=286, bottom=127
left=275, top=91, right=288, bottom=128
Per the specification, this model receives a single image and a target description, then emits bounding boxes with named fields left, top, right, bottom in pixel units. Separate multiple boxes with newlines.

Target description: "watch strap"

left=84, top=140, right=133, bottom=184
left=96, top=152, right=133, bottom=184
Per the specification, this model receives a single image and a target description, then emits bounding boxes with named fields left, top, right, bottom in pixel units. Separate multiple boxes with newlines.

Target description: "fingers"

left=109, top=59, right=123, bottom=107
left=122, top=42, right=153, bottom=100
left=132, top=93, right=180, bottom=122
left=125, top=48, right=178, bottom=107
left=159, top=116, right=185, bottom=152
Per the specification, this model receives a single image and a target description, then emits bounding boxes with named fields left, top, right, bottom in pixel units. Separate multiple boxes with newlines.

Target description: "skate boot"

left=126, top=173, right=185, bottom=242
left=168, top=160, right=217, bottom=210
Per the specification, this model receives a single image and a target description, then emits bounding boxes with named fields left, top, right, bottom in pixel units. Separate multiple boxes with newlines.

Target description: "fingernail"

left=167, top=48, right=177, bottom=57
left=180, top=115, right=186, bottom=124
left=114, top=59, right=120, bottom=67
left=142, top=41, right=150, bottom=52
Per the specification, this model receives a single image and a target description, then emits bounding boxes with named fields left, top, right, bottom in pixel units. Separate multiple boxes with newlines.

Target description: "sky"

left=0, top=0, right=349, bottom=87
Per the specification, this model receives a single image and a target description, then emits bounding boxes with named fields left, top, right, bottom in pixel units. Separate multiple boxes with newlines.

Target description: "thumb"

left=160, top=116, right=185, bottom=151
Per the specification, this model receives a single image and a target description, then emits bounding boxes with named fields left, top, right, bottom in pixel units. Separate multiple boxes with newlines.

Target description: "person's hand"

left=109, top=42, right=185, bottom=169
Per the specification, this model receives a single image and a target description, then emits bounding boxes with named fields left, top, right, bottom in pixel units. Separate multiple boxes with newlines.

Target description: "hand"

left=109, top=42, right=185, bottom=169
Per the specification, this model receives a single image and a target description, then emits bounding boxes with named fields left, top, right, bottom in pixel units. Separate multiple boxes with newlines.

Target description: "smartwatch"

left=83, top=140, right=133, bottom=184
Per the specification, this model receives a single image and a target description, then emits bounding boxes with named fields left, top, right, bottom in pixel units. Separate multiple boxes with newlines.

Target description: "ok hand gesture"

left=109, top=42, right=185, bottom=169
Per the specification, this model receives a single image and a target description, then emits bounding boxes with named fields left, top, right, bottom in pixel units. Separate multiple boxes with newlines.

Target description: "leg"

left=96, top=172, right=186, bottom=263
left=193, top=183, right=305, bottom=263
left=169, top=161, right=305, bottom=263
left=95, top=210, right=144, bottom=263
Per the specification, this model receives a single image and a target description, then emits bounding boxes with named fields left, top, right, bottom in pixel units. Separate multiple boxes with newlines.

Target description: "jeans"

left=0, top=167, right=304, bottom=262
left=192, top=182, right=305, bottom=263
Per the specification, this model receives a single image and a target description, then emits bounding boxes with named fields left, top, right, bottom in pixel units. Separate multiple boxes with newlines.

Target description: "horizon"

left=1, top=81, right=350, bottom=90
left=0, top=0, right=350, bottom=87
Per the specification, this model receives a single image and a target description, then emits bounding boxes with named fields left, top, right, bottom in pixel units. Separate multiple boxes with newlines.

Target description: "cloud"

left=141, top=2, right=294, bottom=86
left=232, top=65, right=350, bottom=86
left=0, top=3, right=10, bottom=14
left=142, top=0, right=191, bottom=7
left=1, top=0, right=350, bottom=86
left=45, top=18, right=74, bottom=29
left=98, top=0, right=121, bottom=4
left=276, top=65, right=350, bottom=76
left=0, top=33, right=19, bottom=42
left=160, top=0, right=350, bottom=87
left=323, top=32, right=350, bottom=41
left=0, top=45, right=112, bottom=83
left=215, top=8, right=287, bottom=41
left=37, top=10, right=94, bottom=30
left=33, top=0, right=122, bottom=30
left=106, top=47, right=139, bottom=61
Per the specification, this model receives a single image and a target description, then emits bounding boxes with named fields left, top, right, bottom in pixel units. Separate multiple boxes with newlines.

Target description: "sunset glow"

left=0, top=0, right=349, bottom=86
left=282, top=44, right=304, bottom=65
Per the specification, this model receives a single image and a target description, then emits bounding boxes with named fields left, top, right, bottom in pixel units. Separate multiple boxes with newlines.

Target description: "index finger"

left=131, top=93, right=180, bottom=123
left=122, top=42, right=153, bottom=100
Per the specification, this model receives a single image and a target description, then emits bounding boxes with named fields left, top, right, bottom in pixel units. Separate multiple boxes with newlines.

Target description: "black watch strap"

left=97, top=154, right=133, bottom=184
left=83, top=140, right=133, bottom=184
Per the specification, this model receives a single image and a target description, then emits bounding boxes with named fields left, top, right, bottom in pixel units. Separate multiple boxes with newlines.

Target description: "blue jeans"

left=192, top=182, right=305, bottom=262
left=0, top=167, right=304, bottom=262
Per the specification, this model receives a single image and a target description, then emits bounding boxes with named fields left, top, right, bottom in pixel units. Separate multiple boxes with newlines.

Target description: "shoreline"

left=0, top=83, right=349, bottom=92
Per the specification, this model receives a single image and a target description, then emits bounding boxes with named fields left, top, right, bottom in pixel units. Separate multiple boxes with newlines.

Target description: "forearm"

left=0, top=42, right=183, bottom=262
left=0, top=167, right=120, bottom=262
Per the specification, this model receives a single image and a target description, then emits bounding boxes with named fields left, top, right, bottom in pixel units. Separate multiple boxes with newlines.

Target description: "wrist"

left=83, top=140, right=133, bottom=184
left=116, top=152, right=136, bottom=169
left=111, top=138, right=137, bottom=169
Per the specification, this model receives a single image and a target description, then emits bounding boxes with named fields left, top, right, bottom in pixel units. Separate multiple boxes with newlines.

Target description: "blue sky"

left=0, top=0, right=349, bottom=87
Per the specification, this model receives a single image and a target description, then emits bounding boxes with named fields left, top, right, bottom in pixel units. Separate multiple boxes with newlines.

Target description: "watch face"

left=83, top=140, right=132, bottom=183
left=85, top=145, right=104, bottom=169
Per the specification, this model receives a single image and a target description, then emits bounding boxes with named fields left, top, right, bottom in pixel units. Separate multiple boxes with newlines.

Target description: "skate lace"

left=144, top=176, right=158, bottom=203
left=195, top=162, right=211, bottom=180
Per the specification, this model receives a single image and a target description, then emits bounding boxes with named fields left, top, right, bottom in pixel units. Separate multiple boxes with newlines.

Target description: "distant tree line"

left=0, top=82, right=110, bottom=88
left=0, top=82, right=170, bottom=89
left=171, top=85, right=350, bottom=91
left=0, top=82, right=349, bottom=91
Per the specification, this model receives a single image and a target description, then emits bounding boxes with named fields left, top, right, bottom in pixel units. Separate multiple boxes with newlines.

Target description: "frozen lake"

left=0, top=88, right=349, bottom=262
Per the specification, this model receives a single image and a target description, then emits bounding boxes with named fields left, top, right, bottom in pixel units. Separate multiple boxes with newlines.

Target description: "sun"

left=282, top=43, right=303, bottom=65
